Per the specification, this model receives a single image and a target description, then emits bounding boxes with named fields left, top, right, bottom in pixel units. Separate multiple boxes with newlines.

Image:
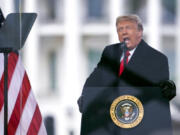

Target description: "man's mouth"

left=123, top=37, right=130, bottom=44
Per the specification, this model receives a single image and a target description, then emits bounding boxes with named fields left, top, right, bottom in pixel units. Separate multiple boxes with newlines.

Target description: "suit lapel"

left=115, top=43, right=123, bottom=64
left=125, top=40, right=146, bottom=74
left=114, top=43, right=123, bottom=75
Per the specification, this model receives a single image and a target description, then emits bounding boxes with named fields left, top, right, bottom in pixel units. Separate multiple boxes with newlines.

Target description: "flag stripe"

left=0, top=54, right=4, bottom=80
left=0, top=52, right=47, bottom=135
left=0, top=53, right=18, bottom=111
left=8, top=57, right=25, bottom=121
left=38, top=122, right=47, bottom=135
left=8, top=72, right=31, bottom=135
left=0, top=74, right=4, bottom=111
left=0, top=54, right=4, bottom=135
left=0, top=107, right=4, bottom=135
left=27, top=105, right=42, bottom=135
left=15, top=90, right=37, bottom=135
left=0, top=54, right=4, bottom=113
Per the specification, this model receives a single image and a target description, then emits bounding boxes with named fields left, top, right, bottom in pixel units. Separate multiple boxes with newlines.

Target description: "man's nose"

left=122, top=28, right=128, bottom=35
left=122, top=30, right=128, bottom=36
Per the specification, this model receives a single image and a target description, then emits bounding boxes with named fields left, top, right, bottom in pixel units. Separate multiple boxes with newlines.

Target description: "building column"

left=0, top=0, right=13, bottom=16
left=23, top=0, right=39, bottom=93
left=176, top=0, right=180, bottom=101
left=109, top=0, right=125, bottom=43
left=147, top=0, right=161, bottom=50
left=61, top=0, right=81, bottom=134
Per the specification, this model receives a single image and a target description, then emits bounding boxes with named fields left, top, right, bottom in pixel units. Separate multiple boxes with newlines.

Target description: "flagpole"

left=3, top=50, right=11, bottom=135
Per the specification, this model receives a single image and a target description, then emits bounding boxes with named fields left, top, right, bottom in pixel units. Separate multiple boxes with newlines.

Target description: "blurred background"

left=0, top=0, right=180, bottom=135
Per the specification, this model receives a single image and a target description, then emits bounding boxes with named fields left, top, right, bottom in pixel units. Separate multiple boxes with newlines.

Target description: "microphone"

left=120, top=41, right=126, bottom=50
left=120, top=38, right=129, bottom=66
left=120, top=38, right=128, bottom=51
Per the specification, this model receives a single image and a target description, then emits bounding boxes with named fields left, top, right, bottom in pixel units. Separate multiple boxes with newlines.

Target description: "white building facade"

left=1, top=0, right=180, bottom=135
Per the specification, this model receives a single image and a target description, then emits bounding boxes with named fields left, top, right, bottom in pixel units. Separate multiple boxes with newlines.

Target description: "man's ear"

left=137, top=30, right=143, bottom=38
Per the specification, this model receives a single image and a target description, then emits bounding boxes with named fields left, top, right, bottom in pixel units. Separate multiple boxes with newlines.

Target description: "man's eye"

left=118, top=28, right=123, bottom=32
left=126, top=26, right=132, bottom=30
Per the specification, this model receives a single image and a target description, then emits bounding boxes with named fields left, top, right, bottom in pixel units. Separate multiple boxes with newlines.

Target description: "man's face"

left=116, top=21, right=142, bottom=50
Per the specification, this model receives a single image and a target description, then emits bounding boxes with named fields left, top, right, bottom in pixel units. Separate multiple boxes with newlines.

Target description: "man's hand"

left=159, top=80, right=176, bottom=100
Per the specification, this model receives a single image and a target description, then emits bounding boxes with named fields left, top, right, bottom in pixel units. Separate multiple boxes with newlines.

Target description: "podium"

left=80, top=86, right=173, bottom=135
left=0, top=13, right=37, bottom=50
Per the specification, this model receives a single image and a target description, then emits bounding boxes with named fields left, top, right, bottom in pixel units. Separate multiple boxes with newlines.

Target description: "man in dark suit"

left=78, top=15, right=176, bottom=135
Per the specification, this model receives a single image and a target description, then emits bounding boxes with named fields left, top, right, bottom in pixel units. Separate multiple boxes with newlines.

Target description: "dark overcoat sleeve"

left=77, top=46, right=108, bottom=113
left=78, top=45, right=120, bottom=113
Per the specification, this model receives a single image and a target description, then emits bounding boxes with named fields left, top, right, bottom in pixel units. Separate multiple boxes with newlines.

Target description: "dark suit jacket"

left=83, top=39, right=169, bottom=88
left=79, top=40, right=172, bottom=135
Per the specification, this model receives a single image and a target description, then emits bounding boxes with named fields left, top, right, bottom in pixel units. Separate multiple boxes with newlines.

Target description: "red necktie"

left=119, top=51, right=130, bottom=76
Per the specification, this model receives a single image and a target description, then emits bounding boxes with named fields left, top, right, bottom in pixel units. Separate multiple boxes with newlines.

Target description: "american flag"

left=0, top=52, right=47, bottom=135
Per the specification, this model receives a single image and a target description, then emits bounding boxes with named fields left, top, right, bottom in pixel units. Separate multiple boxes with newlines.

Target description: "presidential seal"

left=110, top=95, right=144, bottom=128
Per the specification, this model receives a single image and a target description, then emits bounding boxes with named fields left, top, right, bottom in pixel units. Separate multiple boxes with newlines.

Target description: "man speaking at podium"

left=78, top=15, right=176, bottom=135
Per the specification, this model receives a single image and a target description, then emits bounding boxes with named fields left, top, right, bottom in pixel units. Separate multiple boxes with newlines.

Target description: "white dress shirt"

left=120, top=47, right=137, bottom=62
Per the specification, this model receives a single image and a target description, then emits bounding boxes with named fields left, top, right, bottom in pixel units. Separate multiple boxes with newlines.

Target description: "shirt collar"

left=129, top=46, right=136, bottom=56
left=120, top=45, right=138, bottom=61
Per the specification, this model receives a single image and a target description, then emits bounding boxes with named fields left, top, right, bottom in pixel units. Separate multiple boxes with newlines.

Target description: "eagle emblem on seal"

left=110, top=95, right=144, bottom=128
left=120, top=103, right=135, bottom=121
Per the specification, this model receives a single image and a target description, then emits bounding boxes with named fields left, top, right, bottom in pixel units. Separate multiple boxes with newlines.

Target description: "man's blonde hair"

left=116, top=15, right=143, bottom=31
